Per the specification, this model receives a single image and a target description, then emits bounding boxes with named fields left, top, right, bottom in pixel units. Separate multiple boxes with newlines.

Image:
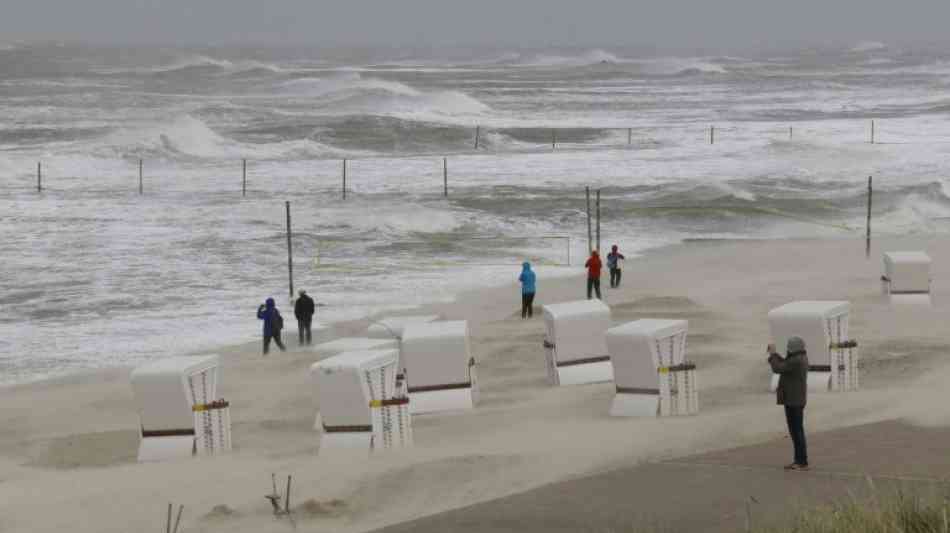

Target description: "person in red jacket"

left=585, top=250, right=603, bottom=300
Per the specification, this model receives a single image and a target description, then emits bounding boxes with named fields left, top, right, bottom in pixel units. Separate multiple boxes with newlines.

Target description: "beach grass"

left=754, top=485, right=950, bottom=533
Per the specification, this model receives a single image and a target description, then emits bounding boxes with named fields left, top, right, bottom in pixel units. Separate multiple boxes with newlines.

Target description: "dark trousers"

left=587, top=277, right=602, bottom=299
left=298, top=317, right=313, bottom=345
left=521, top=292, right=535, bottom=318
left=263, top=331, right=286, bottom=355
left=610, top=268, right=621, bottom=288
left=784, top=406, right=808, bottom=465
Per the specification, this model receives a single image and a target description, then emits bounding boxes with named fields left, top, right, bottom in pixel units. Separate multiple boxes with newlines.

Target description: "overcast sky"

left=2, top=0, right=950, bottom=50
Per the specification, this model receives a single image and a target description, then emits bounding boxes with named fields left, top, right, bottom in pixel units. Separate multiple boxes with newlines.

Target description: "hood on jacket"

left=787, top=336, right=806, bottom=355
left=611, top=245, right=618, bottom=253
left=265, top=298, right=275, bottom=309
left=522, top=261, right=532, bottom=272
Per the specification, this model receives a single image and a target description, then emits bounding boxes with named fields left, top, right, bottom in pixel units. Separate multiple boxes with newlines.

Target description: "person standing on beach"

left=519, top=261, right=537, bottom=319
left=257, top=297, right=286, bottom=355
left=294, top=289, right=315, bottom=345
left=606, top=244, right=625, bottom=288
left=585, top=250, right=603, bottom=300
left=768, top=337, right=809, bottom=470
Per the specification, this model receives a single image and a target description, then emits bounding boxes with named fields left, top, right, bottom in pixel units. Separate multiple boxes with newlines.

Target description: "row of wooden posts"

left=709, top=120, right=879, bottom=145
left=29, top=120, right=884, bottom=195
left=280, top=177, right=875, bottom=301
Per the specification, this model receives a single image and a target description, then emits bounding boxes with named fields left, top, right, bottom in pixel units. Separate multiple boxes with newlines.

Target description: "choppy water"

left=4, top=42, right=950, bottom=383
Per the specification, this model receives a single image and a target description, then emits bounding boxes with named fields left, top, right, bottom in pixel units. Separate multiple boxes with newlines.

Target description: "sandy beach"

left=4, top=234, right=950, bottom=533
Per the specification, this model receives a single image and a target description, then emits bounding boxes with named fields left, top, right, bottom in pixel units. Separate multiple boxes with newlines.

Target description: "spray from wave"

left=277, top=73, right=490, bottom=121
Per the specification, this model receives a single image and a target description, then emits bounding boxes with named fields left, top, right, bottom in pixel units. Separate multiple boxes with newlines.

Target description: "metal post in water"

left=286, top=201, right=294, bottom=302
left=864, top=176, right=874, bottom=259
left=37, top=162, right=42, bottom=192
left=586, top=186, right=592, bottom=253
left=242, top=159, right=246, bottom=197
left=443, top=157, right=448, bottom=197
left=596, top=189, right=601, bottom=253
left=139, top=158, right=143, bottom=195
left=474, top=125, right=480, bottom=150
left=343, top=159, right=354, bottom=200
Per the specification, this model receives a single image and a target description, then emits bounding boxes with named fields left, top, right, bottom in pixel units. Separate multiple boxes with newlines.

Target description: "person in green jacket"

left=768, top=336, right=809, bottom=470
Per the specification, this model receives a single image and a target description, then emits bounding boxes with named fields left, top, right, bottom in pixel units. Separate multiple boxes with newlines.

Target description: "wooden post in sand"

left=596, top=189, right=601, bottom=253
left=789, top=127, right=793, bottom=140
left=864, top=176, right=874, bottom=259
left=37, top=162, right=42, bottom=192
left=342, top=159, right=347, bottom=200
left=138, top=159, right=143, bottom=195
left=242, top=159, right=246, bottom=197
left=628, top=128, right=632, bottom=145
left=586, top=186, right=593, bottom=253
left=870, top=120, right=875, bottom=144
left=443, top=157, right=448, bottom=197
left=172, top=505, right=184, bottom=533
left=166, top=503, right=172, bottom=533
left=286, top=201, right=294, bottom=302
left=474, top=126, right=480, bottom=150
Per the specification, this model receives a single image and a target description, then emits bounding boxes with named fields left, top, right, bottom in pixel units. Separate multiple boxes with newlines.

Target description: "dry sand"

left=3, top=235, right=950, bottom=532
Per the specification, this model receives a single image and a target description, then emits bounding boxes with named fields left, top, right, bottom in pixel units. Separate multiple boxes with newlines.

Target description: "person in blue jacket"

left=519, top=262, right=537, bottom=319
left=257, top=297, right=286, bottom=355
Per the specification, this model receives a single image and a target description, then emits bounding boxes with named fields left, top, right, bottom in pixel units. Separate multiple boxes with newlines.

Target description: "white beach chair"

left=401, top=320, right=478, bottom=414
left=606, top=319, right=697, bottom=417
left=768, top=301, right=859, bottom=393
left=311, top=349, right=412, bottom=453
left=130, top=355, right=232, bottom=462
left=541, top=300, right=614, bottom=386
left=312, top=337, right=399, bottom=358
left=883, top=252, right=932, bottom=305
left=366, top=315, right=440, bottom=339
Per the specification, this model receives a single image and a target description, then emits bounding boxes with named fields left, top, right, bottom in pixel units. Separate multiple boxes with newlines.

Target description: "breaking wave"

left=93, top=115, right=349, bottom=160
left=276, top=74, right=490, bottom=120
left=850, top=41, right=888, bottom=53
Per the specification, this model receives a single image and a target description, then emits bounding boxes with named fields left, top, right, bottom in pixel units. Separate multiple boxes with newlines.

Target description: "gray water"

left=3, top=42, right=950, bottom=383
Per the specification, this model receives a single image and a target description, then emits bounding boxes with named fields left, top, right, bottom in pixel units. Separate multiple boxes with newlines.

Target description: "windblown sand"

left=3, top=235, right=950, bottom=533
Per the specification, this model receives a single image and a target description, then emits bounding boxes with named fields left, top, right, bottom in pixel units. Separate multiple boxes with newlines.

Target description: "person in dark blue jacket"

left=257, top=297, right=286, bottom=355
left=519, top=262, right=537, bottom=319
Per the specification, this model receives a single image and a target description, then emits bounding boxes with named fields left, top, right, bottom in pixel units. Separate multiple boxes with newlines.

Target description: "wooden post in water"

left=710, top=125, right=715, bottom=145
left=37, top=162, right=42, bottom=192
left=864, top=176, right=874, bottom=259
left=586, top=186, right=592, bottom=253
left=474, top=125, right=480, bottom=150
left=443, top=157, right=448, bottom=197
left=552, top=129, right=557, bottom=150
left=286, top=201, right=294, bottom=302
left=595, top=189, right=601, bottom=253
left=627, top=128, right=632, bottom=145
left=342, top=159, right=347, bottom=200
left=242, top=159, right=246, bottom=197
left=789, top=126, right=793, bottom=140
left=871, top=120, right=875, bottom=144
left=138, top=159, right=143, bottom=195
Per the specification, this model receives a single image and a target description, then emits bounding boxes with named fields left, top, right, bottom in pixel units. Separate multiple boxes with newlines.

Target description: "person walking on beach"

left=519, top=261, right=537, bottom=319
left=606, top=244, right=625, bottom=288
left=768, top=337, right=809, bottom=470
left=257, top=297, right=286, bottom=355
left=294, top=289, right=315, bottom=346
left=585, top=250, right=603, bottom=300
